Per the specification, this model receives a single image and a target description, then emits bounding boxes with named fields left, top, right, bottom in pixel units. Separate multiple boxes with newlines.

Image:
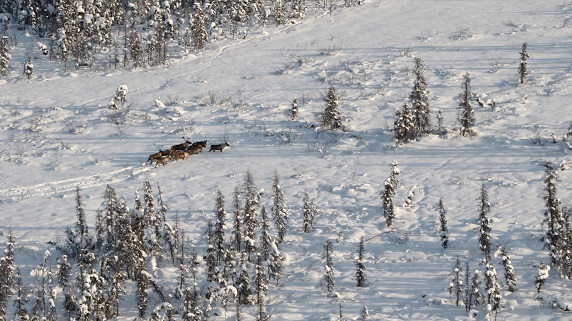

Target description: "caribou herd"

left=146, top=138, right=230, bottom=167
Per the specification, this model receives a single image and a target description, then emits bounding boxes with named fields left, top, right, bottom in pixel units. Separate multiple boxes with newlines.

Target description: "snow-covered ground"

left=2, top=0, right=572, bottom=319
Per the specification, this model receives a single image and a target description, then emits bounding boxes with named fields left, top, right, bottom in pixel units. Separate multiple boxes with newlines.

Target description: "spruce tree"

left=498, top=245, right=516, bottom=292
left=323, top=239, right=335, bottom=296
left=458, top=72, right=475, bottom=137
left=231, top=186, right=243, bottom=252
left=243, top=171, right=260, bottom=260
left=534, top=261, right=550, bottom=293
left=254, top=254, right=269, bottom=321
left=271, top=171, right=289, bottom=243
left=409, top=57, right=431, bottom=137
left=381, top=161, right=400, bottom=227
left=0, top=29, right=9, bottom=77
left=213, top=190, right=227, bottom=263
left=483, top=257, right=502, bottom=318
left=543, top=163, right=564, bottom=268
left=302, top=192, right=317, bottom=233
left=191, top=3, right=208, bottom=51
left=356, top=237, right=366, bottom=287
left=478, top=184, right=492, bottom=258
left=438, top=199, right=449, bottom=249
left=519, top=42, right=529, bottom=85
left=321, top=86, right=343, bottom=130
left=291, top=98, right=298, bottom=120
left=394, top=103, right=415, bottom=144
left=259, top=206, right=273, bottom=260
left=448, top=256, right=463, bottom=306
left=468, top=268, right=482, bottom=311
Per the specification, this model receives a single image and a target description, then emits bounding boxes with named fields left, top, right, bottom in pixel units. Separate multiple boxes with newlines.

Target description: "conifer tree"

left=543, top=163, right=564, bottom=268
left=13, top=267, right=29, bottom=321
left=458, top=72, right=475, bottom=137
left=191, top=3, right=208, bottom=51
left=534, top=261, right=550, bottom=293
left=243, top=171, right=260, bottom=260
left=478, top=184, right=492, bottom=258
left=467, top=268, right=482, bottom=312
left=483, top=257, right=502, bottom=318
left=302, top=192, right=317, bottom=233
left=291, top=98, right=299, bottom=120
left=356, top=237, right=366, bottom=287
left=498, top=245, right=516, bottom=292
left=438, top=199, right=449, bottom=249
left=448, top=256, right=463, bottom=306
left=436, top=110, right=445, bottom=137
left=321, top=86, right=343, bottom=130
left=231, top=186, right=243, bottom=252
left=268, top=241, right=283, bottom=285
left=394, top=103, right=415, bottom=144
left=136, top=263, right=150, bottom=318
left=213, top=190, right=227, bottom=263
left=0, top=229, right=15, bottom=321
left=381, top=161, right=400, bottom=227
left=254, top=254, right=269, bottom=321
left=409, top=57, right=431, bottom=137
left=519, top=42, right=529, bottom=85
left=271, top=171, right=289, bottom=243
left=0, top=29, right=9, bottom=77
left=259, top=206, right=273, bottom=261
left=235, top=256, right=252, bottom=304
left=323, top=239, right=335, bottom=296
left=359, top=305, right=369, bottom=320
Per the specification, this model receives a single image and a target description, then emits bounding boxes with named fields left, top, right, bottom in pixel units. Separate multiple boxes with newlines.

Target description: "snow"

left=2, top=0, right=572, bottom=320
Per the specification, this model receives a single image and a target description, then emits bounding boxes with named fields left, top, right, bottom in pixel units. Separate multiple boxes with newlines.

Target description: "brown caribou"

left=147, top=149, right=172, bottom=164
left=209, top=142, right=230, bottom=152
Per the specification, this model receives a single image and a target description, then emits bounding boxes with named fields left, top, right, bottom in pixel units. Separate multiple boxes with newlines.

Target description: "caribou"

left=209, top=142, right=230, bottom=152
left=147, top=149, right=172, bottom=164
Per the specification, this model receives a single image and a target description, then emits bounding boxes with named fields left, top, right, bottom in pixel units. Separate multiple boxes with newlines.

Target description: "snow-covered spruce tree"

left=254, top=254, right=270, bottom=321
left=543, top=163, right=565, bottom=268
left=271, top=171, right=289, bottom=243
left=268, top=241, right=284, bottom=285
left=436, top=110, right=446, bottom=138
left=381, top=161, right=400, bottom=228
left=560, top=208, right=572, bottom=278
left=438, top=199, right=449, bottom=249
left=483, top=257, right=502, bottom=319
left=302, top=191, right=317, bottom=233
left=458, top=72, right=475, bottom=137
left=519, top=42, right=529, bottom=85
left=448, top=256, right=463, bottom=306
left=231, top=186, right=243, bottom=253
left=235, top=255, right=252, bottom=304
left=356, top=237, right=367, bottom=287
left=108, top=83, right=128, bottom=109
left=259, top=206, right=273, bottom=260
left=136, top=263, right=150, bottom=318
left=323, top=239, right=335, bottom=296
left=213, top=190, right=227, bottom=263
left=0, top=29, right=10, bottom=77
left=24, top=58, right=33, bottom=80
left=464, top=262, right=470, bottom=311
left=409, top=57, right=431, bottom=137
left=191, top=3, right=208, bottom=51
left=63, top=287, right=78, bottom=321
left=477, top=184, right=492, bottom=258
left=321, top=86, right=343, bottom=131
left=59, top=186, right=93, bottom=261
left=243, top=171, right=260, bottom=260
left=394, top=103, right=415, bottom=144
left=273, top=0, right=287, bottom=26
left=534, top=261, right=550, bottom=293
left=291, top=98, right=299, bottom=120
left=498, top=245, right=516, bottom=292
left=359, top=305, right=370, bottom=320
left=0, top=229, right=16, bottom=321
left=467, top=268, right=482, bottom=312
left=13, top=267, right=30, bottom=321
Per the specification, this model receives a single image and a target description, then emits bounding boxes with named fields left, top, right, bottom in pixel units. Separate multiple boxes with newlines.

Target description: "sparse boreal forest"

left=3, top=0, right=572, bottom=320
